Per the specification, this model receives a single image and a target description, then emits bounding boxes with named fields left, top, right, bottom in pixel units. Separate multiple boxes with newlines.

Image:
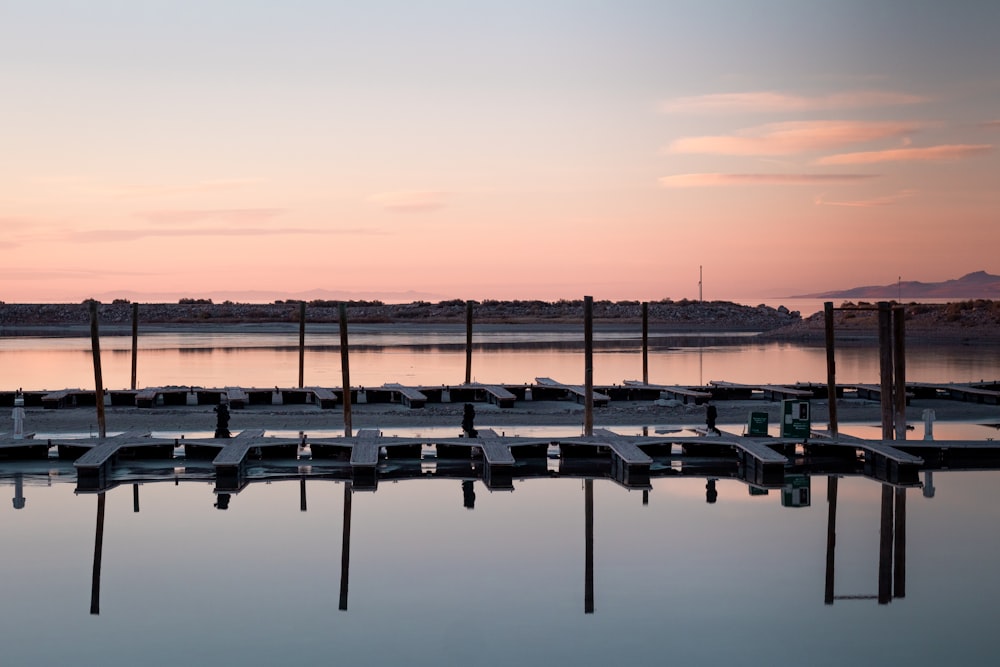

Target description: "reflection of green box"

left=747, top=411, right=769, bottom=436
left=781, top=475, right=811, bottom=507
left=781, top=399, right=810, bottom=439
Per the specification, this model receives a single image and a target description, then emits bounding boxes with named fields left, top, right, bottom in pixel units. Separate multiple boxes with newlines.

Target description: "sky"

left=2, top=0, right=999, bottom=303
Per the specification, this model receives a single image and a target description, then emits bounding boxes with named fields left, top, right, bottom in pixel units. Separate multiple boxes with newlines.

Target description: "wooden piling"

left=465, top=300, right=473, bottom=385
left=130, top=302, right=139, bottom=391
left=89, top=301, right=107, bottom=439
left=824, top=302, right=838, bottom=437
left=298, top=302, right=306, bottom=388
left=641, top=302, right=649, bottom=385
left=90, top=492, right=106, bottom=615
left=300, top=476, right=307, bottom=512
left=893, top=305, right=907, bottom=442
left=133, top=483, right=139, bottom=513
left=339, top=482, right=352, bottom=611
left=584, top=478, right=594, bottom=614
left=877, top=302, right=894, bottom=440
left=878, top=483, right=894, bottom=604
left=894, top=487, right=906, bottom=599
left=824, top=476, right=838, bottom=605
left=339, top=302, right=352, bottom=437
left=584, top=296, right=593, bottom=437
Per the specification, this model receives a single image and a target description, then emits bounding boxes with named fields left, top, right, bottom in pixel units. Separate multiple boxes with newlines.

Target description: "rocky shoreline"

left=0, top=299, right=800, bottom=331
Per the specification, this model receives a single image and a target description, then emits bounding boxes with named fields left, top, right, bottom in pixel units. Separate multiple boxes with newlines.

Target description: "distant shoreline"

left=2, top=299, right=999, bottom=343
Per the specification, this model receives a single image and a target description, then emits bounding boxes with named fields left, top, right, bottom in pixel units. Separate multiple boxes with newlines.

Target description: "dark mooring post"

left=584, top=478, right=594, bottom=614
left=894, top=487, right=907, bottom=599
left=584, top=296, right=594, bottom=437
left=298, top=302, right=306, bottom=388
left=130, top=302, right=139, bottom=390
left=878, top=483, right=894, bottom=604
left=824, top=302, right=838, bottom=437
left=339, top=482, right=352, bottom=611
left=339, top=302, right=352, bottom=437
left=824, top=476, right=838, bottom=605
left=465, top=300, right=473, bottom=385
left=641, top=302, right=649, bottom=385
left=89, top=301, right=107, bottom=439
left=893, top=305, right=907, bottom=442
left=877, top=302, right=894, bottom=441
left=90, top=492, right=106, bottom=615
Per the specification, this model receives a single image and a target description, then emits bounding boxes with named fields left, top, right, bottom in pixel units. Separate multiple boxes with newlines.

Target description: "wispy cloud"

left=659, top=173, right=876, bottom=188
left=367, top=190, right=448, bottom=212
left=139, top=208, right=285, bottom=224
left=667, top=121, right=920, bottom=156
left=983, top=120, right=1000, bottom=129
left=817, top=144, right=992, bottom=165
left=77, top=178, right=264, bottom=199
left=661, top=90, right=927, bottom=114
left=70, top=226, right=374, bottom=243
left=815, top=189, right=917, bottom=207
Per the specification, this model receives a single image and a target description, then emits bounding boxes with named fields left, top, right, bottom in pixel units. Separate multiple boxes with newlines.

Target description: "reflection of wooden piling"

left=641, top=302, right=649, bottom=385
left=894, top=487, right=906, bottom=599
left=298, top=302, right=306, bottom=388
left=465, top=301, right=473, bottom=385
left=584, top=479, right=594, bottom=614
left=300, top=477, right=307, bottom=512
left=824, top=476, right=838, bottom=605
left=584, top=296, right=593, bottom=437
left=339, top=483, right=352, bottom=611
left=130, top=302, right=139, bottom=390
left=878, top=484, right=894, bottom=604
left=824, top=302, right=838, bottom=437
left=878, top=302, right=894, bottom=440
left=339, top=303, right=352, bottom=437
left=89, top=301, right=107, bottom=438
left=91, top=492, right=106, bottom=615
left=133, top=483, right=140, bottom=513
left=893, top=306, right=907, bottom=442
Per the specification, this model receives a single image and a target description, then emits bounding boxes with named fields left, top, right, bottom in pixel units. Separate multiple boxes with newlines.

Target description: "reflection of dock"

left=7, top=378, right=1000, bottom=412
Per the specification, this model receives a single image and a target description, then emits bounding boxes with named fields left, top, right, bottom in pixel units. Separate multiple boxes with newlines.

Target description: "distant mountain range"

left=92, top=288, right=445, bottom=304
left=794, top=271, right=1000, bottom=299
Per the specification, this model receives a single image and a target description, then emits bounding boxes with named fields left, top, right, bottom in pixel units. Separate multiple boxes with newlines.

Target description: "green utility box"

left=781, top=475, right=811, bottom=507
left=781, top=399, right=810, bottom=439
left=747, top=411, right=769, bottom=436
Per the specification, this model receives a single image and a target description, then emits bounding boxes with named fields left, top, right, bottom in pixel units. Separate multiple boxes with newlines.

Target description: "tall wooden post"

left=298, top=302, right=306, bottom=388
left=641, top=302, right=649, bottom=385
left=824, top=476, right=838, bottom=605
left=339, top=302, right=352, bottom=437
left=878, top=484, right=894, bottom=604
left=584, top=296, right=594, bottom=437
left=893, top=306, right=907, bottom=442
left=89, top=301, right=107, bottom=439
left=877, top=302, right=894, bottom=440
left=130, top=302, right=139, bottom=390
left=339, top=482, right=352, bottom=611
left=90, top=493, right=106, bottom=615
left=894, top=487, right=906, bottom=599
left=465, top=300, right=473, bottom=385
left=584, top=478, right=594, bottom=614
left=824, top=302, right=838, bottom=437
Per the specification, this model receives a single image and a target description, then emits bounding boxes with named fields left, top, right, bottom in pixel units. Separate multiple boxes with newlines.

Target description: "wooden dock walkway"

left=350, top=429, right=381, bottom=466
left=476, top=429, right=517, bottom=465
left=535, top=377, right=610, bottom=406
left=623, top=380, right=711, bottom=404
left=710, top=381, right=814, bottom=401
left=383, top=383, right=427, bottom=408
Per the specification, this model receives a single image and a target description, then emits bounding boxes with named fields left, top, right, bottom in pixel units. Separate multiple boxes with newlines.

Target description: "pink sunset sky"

left=2, top=1, right=998, bottom=303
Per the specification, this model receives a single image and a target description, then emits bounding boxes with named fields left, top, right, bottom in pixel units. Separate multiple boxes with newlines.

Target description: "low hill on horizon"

left=793, top=271, right=1000, bottom=299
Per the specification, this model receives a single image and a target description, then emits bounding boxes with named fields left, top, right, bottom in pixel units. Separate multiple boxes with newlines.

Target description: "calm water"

left=3, top=324, right=1000, bottom=391
left=3, top=326, right=1000, bottom=665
